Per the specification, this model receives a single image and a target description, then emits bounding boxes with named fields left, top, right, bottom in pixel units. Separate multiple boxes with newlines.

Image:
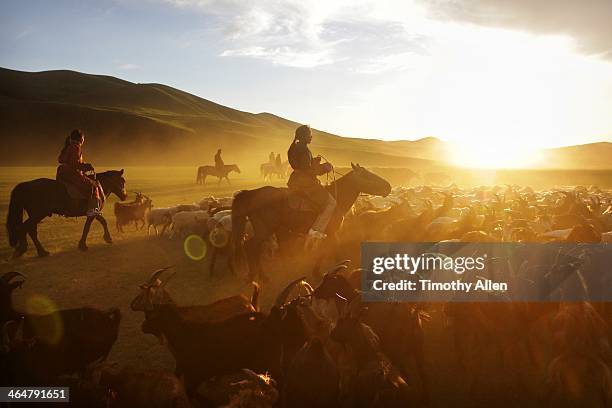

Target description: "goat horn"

left=1, top=321, right=13, bottom=350
left=275, top=276, right=306, bottom=307
left=241, top=369, right=266, bottom=385
left=160, top=271, right=176, bottom=288
left=300, top=281, right=314, bottom=295
left=326, top=263, right=348, bottom=277
left=1, top=272, right=26, bottom=284
left=146, top=266, right=174, bottom=286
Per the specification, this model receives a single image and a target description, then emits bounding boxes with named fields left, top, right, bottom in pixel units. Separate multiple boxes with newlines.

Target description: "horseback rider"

left=287, top=124, right=336, bottom=247
left=56, top=129, right=103, bottom=216
left=215, top=148, right=224, bottom=175
left=275, top=153, right=282, bottom=173
left=269, top=151, right=275, bottom=164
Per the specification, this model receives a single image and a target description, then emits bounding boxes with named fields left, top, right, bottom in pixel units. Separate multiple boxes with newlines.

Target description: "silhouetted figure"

left=287, top=125, right=335, bottom=248
left=56, top=129, right=103, bottom=215
left=275, top=153, right=282, bottom=174
left=215, top=149, right=224, bottom=174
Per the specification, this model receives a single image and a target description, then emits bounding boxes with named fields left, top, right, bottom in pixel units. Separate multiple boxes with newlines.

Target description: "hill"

left=539, top=142, right=612, bottom=170
left=0, top=67, right=609, bottom=170
left=0, top=68, right=440, bottom=168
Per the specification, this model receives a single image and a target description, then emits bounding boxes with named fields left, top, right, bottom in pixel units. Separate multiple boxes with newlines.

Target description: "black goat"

left=0, top=271, right=121, bottom=385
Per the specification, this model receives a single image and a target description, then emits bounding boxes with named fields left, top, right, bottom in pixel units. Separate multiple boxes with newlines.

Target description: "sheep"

left=146, top=208, right=173, bottom=236
left=170, top=210, right=209, bottom=239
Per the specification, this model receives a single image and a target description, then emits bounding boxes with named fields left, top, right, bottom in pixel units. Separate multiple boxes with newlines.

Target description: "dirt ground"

left=1, top=167, right=549, bottom=407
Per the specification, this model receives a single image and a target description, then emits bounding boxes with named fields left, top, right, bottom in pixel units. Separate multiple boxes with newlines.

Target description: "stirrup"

left=304, top=229, right=327, bottom=250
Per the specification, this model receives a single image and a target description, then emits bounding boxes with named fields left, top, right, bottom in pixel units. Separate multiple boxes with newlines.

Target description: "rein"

left=319, top=157, right=368, bottom=200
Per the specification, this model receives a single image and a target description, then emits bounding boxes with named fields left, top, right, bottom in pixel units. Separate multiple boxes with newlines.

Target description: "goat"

left=139, top=276, right=308, bottom=394
left=114, top=193, right=152, bottom=232
left=309, top=263, right=429, bottom=404
left=196, top=369, right=278, bottom=408
left=330, top=297, right=414, bottom=408
left=100, top=365, right=191, bottom=408
left=1, top=272, right=121, bottom=385
left=282, top=337, right=339, bottom=408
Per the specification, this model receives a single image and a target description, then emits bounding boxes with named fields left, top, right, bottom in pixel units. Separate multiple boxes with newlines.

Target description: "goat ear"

left=120, top=169, right=124, bottom=175
left=351, top=162, right=356, bottom=170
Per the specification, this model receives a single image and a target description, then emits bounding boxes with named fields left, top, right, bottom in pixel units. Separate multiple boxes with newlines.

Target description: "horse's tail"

left=7, top=184, right=25, bottom=247
left=231, top=190, right=251, bottom=274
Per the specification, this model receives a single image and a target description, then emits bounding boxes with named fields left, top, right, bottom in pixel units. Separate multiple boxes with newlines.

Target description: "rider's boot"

left=86, top=197, right=102, bottom=217
left=304, top=228, right=327, bottom=251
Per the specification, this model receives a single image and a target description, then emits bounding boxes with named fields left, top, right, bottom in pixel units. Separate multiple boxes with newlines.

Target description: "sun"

left=450, top=141, right=541, bottom=169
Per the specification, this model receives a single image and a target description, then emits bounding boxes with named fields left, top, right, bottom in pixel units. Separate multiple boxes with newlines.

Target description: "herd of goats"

left=3, top=181, right=612, bottom=407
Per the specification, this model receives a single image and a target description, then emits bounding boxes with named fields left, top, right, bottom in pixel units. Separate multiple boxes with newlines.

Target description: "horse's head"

left=233, top=165, right=242, bottom=174
left=99, top=169, right=127, bottom=201
left=348, top=163, right=391, bottom=197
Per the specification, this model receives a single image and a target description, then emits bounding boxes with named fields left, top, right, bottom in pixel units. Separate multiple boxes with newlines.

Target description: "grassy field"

left=0, top=166, right=304, bottom=374
left=1, top=165, right=594, bottom=406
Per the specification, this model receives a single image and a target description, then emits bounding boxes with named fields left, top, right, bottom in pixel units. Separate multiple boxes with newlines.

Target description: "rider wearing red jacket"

left=56, top=129, right=102, bottom=215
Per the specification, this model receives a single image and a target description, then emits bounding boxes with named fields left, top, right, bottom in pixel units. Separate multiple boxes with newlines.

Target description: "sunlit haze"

left=2, top=0, right=612, bottom=168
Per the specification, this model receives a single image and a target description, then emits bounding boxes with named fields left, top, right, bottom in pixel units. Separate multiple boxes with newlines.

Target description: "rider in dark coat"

left=215, top=149, right=224, bottom=174
left=287, top=125, right=336, bottom=246
left=56, top=129, right=102, bottom=215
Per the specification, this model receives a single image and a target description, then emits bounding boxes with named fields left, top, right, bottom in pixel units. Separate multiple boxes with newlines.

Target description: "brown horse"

left=6, top=170, right=128, bottom=258
left=231, top=163, right=391, bottom=280
left=196, top=164, right=241, bottom=185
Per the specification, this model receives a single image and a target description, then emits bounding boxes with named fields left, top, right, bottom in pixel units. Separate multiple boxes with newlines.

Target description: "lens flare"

left=24, top=294, right=63, bottom=345
left=184, top=234, right=207, bottom=260
left=209, top=227, right=230, bottom=248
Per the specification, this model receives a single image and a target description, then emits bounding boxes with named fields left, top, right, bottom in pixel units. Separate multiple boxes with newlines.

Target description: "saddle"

left=287, top=189, right=319, bottom=212
left=60, top=180, right=88, bottom=200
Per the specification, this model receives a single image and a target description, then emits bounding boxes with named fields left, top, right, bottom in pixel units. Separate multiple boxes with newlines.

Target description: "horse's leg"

left=226, top=176, right=231, bottom=185
left=26, top=216, right=50, bottom=257
left=209, top=247, right=217, bottom=277
left=79, top=216, right=95, bottom=251
left=96, top=215, right=113, bottom=243
left=12, top=217, right=29, bottom=258
left=244, top=238, right=264, bottom=282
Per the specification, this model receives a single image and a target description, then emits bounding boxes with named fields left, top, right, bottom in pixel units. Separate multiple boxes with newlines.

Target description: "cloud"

left=221, top=46, right=335, bottom=68
left=118, top=63, right=140, bottom=70
left=163, top=0, right=433, bottom=70
left=426, top=0, right=612, bottom=58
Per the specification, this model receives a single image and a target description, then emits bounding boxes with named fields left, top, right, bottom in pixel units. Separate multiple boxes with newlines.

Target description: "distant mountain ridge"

left=0, top=67, right=609, bottom=169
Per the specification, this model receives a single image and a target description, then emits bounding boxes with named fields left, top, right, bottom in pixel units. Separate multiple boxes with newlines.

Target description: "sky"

left=2, top=0, right=612, bottom=167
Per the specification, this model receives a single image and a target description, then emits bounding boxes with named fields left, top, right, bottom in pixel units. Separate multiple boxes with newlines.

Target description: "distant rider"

left=275, top=153, right=282, bottom=173
left=56, top=129, right=103, bottom=216
left=287, top=125, right=336, bottom=247
left=269, top=151, right=275, bottom=164
left=215, top=148, right=224, bottom=175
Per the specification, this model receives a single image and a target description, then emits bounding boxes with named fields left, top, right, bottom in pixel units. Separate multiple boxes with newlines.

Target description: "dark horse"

left=6, top=170, right=128, bottom=258
left=231, top=163, right=391, bottom=280
left=196, top=164, right=241, bottom=185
